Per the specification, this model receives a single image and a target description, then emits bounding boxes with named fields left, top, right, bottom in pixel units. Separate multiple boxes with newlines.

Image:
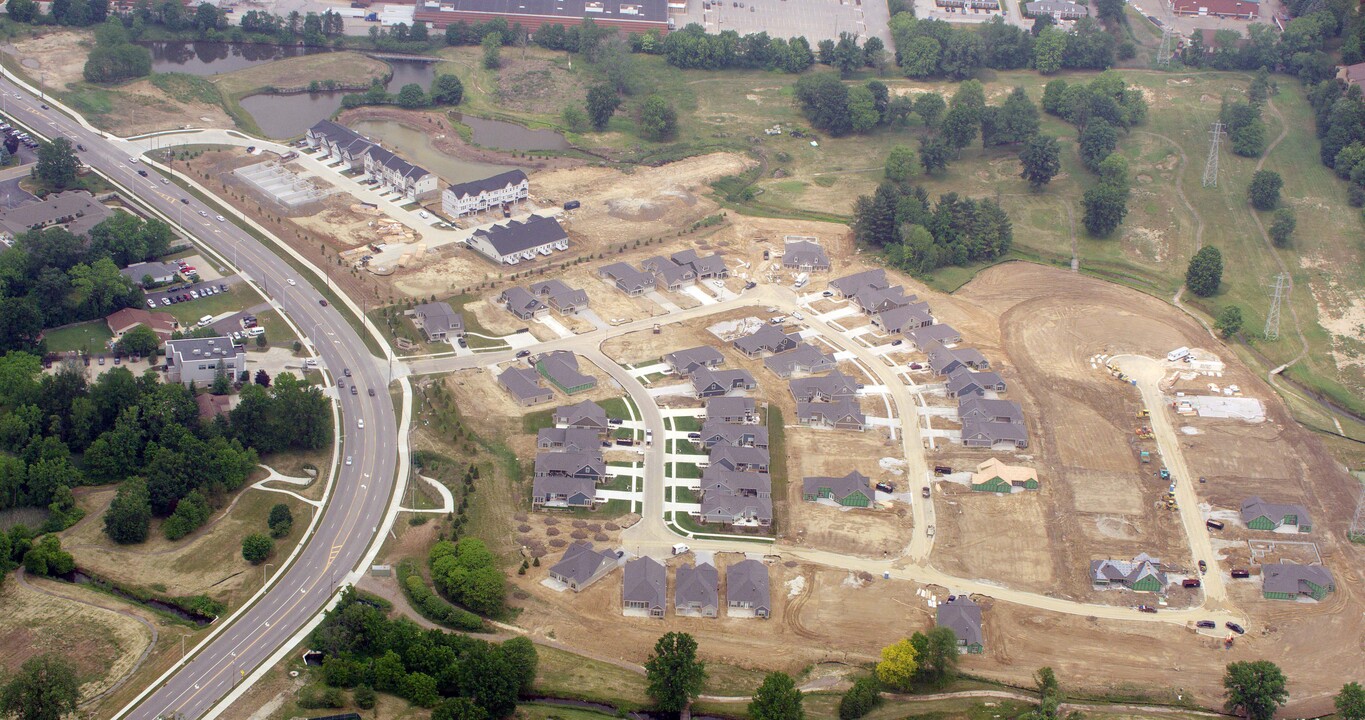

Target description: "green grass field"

left=43, top=320, right=113, bottom=354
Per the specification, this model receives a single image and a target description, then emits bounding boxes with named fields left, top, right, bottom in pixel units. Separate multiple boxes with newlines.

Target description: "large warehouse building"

left=413, top=0, right=672, bottom=33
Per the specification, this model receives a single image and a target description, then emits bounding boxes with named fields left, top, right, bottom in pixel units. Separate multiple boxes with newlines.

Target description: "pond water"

left=140, top=41, right=330, bottom=76
left=239, top=59, right=437, bottom=138
left=454, top=113, right=570, bottom=151
left=348, top=119, right=512, bottom=184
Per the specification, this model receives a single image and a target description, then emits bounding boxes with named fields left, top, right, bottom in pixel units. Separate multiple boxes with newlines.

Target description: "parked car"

left=891, top=339, right=903, bottom=346
left=608, top=418, right=624, bottom=426
left=516, top=350, right=531, bottom=358
left=219, top=284, right=227, bottom=292
left=1198, top=560, right=1207, bottom=574
left=1226, top=622, right=1245, bottom=634
left=147, top=299, right=156, bottom=308
left=909, top=362, right=923, bottom=370
left=1231, top=569, right=1250, bottom=579
left=161, top=298, right=170, bottom=306
left=921, top=486, right=931, bottom=498
left=1196, top=620, right=1216, bottom=629
left=1137, top=605, right=1157, bottom=613
left=1183, top=578, right=1201, bottom=588
left=875, top=482, right=895, bottom=493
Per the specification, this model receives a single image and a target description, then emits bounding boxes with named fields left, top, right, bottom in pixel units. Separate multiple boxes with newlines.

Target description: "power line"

left=1158, top=27, right=1174, bottom=66
left=1264, top=272, right=1287, bottom=341
left=1202, top=122, right=1223, bottom=188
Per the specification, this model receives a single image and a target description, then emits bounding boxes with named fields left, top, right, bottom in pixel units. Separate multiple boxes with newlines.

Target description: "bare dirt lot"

left=784, top=427, right=912, bottom=558
left=4, top=30, right=93, bottom=87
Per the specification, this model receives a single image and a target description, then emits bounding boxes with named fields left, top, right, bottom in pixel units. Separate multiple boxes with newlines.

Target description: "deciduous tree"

left=0, top=654, right=81, bottom=720
left=35, top=138, right=79, bottom=191
left=1269, top=208, right=1295, bottom=247
left=430, top=74, right=464, bottom=105
left=749, top=672, right=804, bottom=720
left=1186, top=246, right=1224, bottom=297
left=241, top=532, right=273, bottom=564
left=103, top=476, right=151, bottom=544
left=1019, top=134, right=1061, bottom=189
left=1215, top=306, right=1244, bottom=338
left=838, top=676, right=883, bottom=720
left=638, top=95, right=678, bottom=140
left=1223, top=661, right=1288, bottom=720
left=875, top=638, right=918, bottom=692
left=585, top=84, right=621, bottom=131
left=1336, top=682, right=1365, bottom=720
left=1248, top=170, right=1282, bottom=210
left=885, top=145, right=918, bottom=184
left=645, top=632, right=707, bottom=712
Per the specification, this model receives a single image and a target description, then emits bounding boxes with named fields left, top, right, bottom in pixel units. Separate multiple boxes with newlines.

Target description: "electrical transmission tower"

left=1158, top=27, right=1174, bottom=65
left=1265, top=272, right=1288, bottom=341
left=1350, top=484, right=1365, bottom=543
left=1202, top=122, right=1224, bottom=188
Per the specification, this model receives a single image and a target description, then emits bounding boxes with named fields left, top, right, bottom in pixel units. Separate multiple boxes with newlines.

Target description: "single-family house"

left=789, top=371, right=859, bottom=403
left=763, top=344, right=837, bottom=379
left=412, top=302, right=465, bottom=341
left=853, top=285, right=916, bottom=316
left=970, top=457, right=1038, bottom=492
left=536, top=426, right=603, bottom=453
left=946, top=369, right=1007, bottom=399
left=708, top=445, right=771, bottom=473
left=1261, top=564, right=1335, bottom=600
left=671, top=249, right=728, bottom=279
left=726, top=559, right=771, bottom=618
left=733, top=325, right=800, bottom=358
left=118, top=261, right=180, bottom=287
left=499, top=366, right=553, bottom=406
left=1339, top=61, right=1365, bottom=88
left=663, top=346, right=725, bottom=377
left=796, top=398, right=867, bottom=431
left=699, top=490, right=772, bottom=527
left=1241, top=497, right=1312, bottom=533
left=926, top=343, right=991, bottom=376
left=699, top=420, right=769, bottom=449
left=1091, top=553, right=1166, bottom=592
left=548, top=542, right=618, bottom=591
left=802, top=471, right=874, bottom=507
left=642, top=255, right=697, bottom=292
left=195, top=393, right=232, bottom=421
left=529, top=279, right=589, bottom=315
left=535, top=351, right=598, bottom=394
left=957, top=397, right=1023, bottom=425
left=531, top=473, right=597, bottom=509
left=622, top=556, right=667, bottom=618
left=468, top=215, right=569, bottom=265
left=499, top=287, right=548, bottom=319
left=906, top=324, right=963, bottom=351
left=675, top=562, right=719, bottom=617
left=961, top=419, right=1029, bottom=449
left=936, top=596, right=984, bottom=653
left=873, top=302, right=934, bottom=334
left=707, top=397, right=757, bottom=424
left=781, top=240, right=830, bottom=271
left=691, top=368, right=757, bottom=398
left=829, top=269, right=888, bottom=299
left=534, top=450, right=605, bottom=483
left=554, top=400, right=611, bottom=432
left=441, top=168, right=529, bottom=217
left=106, top=308, right=179, bottom=341
left=164, top=337, right=244, bottom=387
left=700, top=467, right=771, bottom=498
left=598, top=262, right=656, bottom=297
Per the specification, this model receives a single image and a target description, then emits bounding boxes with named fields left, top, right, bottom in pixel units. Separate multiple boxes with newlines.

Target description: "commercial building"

left=0, top=190, right=113, bottom=240
left=414, top=0, right=672, bottom=34
left=1023, top=0, right=1089, bottom=18
left=106, top=308, right=179, bottom=341
left=468, top=215, right=569, bottom=265
left=119, top=261, right=180, bottom=287
left=164, top=336, right=245, bottom=386
left=1172, top=0, right=1258, bottom=18
left=442, top=169, right=529, bottom=217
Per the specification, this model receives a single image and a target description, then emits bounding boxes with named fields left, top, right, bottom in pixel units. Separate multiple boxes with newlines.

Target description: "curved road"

left=0, top=76, right=400, bottom=719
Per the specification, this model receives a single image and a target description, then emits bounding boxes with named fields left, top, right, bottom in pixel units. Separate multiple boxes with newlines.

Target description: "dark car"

left=219, top=284, right=227, bottom=292
left=1183, top=578, right=1201, bottom=588
left=891, top=339, right=903, bottom=346
left=1196, top=620, right=1216, bottom=629
left=76, top=144, right=85, bottom=151
left=921, top=486, right=931, bottom=498
left=350, top=385, right=357, bottom=395
left=875, top=482, right=895, bottom=494
left=343, top=368, right=351, bottom=377
left=744, top=281, right=756, bottom=290
left=181, top=198, right=190, bottom=204
left=1137, top=605, right=1157, bottom=614
left=1198, top=560, right=1207, bottom=574
left=909, top=362, right=923, bottom=370
left=516, top=350, right=531, bottom=359
left=1226, top=622, right=1245, bottom=635
left=319, top=299, right=328, bottom=306
left=1231, top=569, right=1251, bottom=579
left=368, top=388, right=375, bottom=397
left=137, top=169, right=148, bottom=177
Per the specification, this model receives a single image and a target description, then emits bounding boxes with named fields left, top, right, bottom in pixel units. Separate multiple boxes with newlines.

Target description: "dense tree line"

left=1310, top=81, right=1365, bottom=207
left=309, top=588, right=536, bottom=714
left=0, top=209, right=175, bottom=354
left=236, top=6, right=346, bottom=45
left=889, top=14, right=1115, bottom=80
left=852, top=181, right=1012, bottom=273
left=83, top=19, right=152, bottom=84
left=428, top=538, right=506, bottom=617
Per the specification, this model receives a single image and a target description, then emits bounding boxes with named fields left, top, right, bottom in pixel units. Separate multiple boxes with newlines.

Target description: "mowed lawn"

left=43, top=319, right=114, bottom=353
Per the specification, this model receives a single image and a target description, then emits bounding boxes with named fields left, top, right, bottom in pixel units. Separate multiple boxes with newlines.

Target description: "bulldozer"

left=1137, top=409, right=1150, bottom=419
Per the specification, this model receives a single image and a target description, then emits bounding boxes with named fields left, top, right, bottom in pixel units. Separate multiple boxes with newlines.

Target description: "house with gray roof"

left=829, top=269, right=888, bottom=298
left=789, top=371, right=859, bottom=403
left=554, top=400, right=611, bottom=432
left=700, top=467, right=771, bottom=499
left=854, top=285, right=915, bottom=316
left=534, top=450, right=605, bottom=482
left=802, top=471, right=874, bottom=507
left=663, top=346, right=725, bottom=377
left=468, top=215, right=569, bottom=265
left=707, top=445, right=770, bottom=473
left=873, top=303, right=934, bottom=334
left=1024, top=0, right=1089, bottom=18
left=1241, top=497, right=1312, bottom=533
left=699, top=420, right=769, bottom=449
left=532, top=473, right=596, bottom=509
left=927, top=343, right=991, bottom=376
left=529, top=279, right=590, bottom=315
left=1261, top=564, right=1335, bottom=600
left=499, top=366, right=553, bottom=406
left=442, top=168, right=529, bottom=216
left=599, top=262, right=656, bottom=296
left=535, top=351, right=597, bottom=394
left=958, top=397, right=1023, bottom=425
left=692, top=368, right=757, bottom=398
left=734, top=325, right=800, bottom=358
left=119, top=261, right=180, bottom=287
left=699, top=490, right=773, bottom=528
left=726, top=559, right=771, bottom=618
left=671, top=249, right=728, bottom=279
left=764, top=343, right=837, bottom=379
left=549, top=542, right=618, bottom=592
left=642, top=255, right=697, bottom=292
left=906, top=324, right=963, bottom=351
left=537, top=426, right=603, bottom=453
left=962, top=419, right=1028, bottom=448
left=622, top=557, right=667, bottom=618
left=707, top=397, right=757, bottom=424
left=946, top=369, right=1007, bottom=398
left=675, top=562, right=719, bottom=617
left=412, top=302, right=465, bottom=342
left=782, top=240, right=830, bottom=271
left=499, top=286, right=548, bottom=320
left=165, top=336, right=245, bottom=387
left=936, top=595, right=984, bottom=653
left=797, top=398, right=867, bottom=431
left=0, top=190, right=114, bottom=240
left=1091, top=553, right=1166, bottom=592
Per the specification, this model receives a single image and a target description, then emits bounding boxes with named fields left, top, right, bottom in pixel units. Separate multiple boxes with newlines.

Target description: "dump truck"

left=1140, top=451, right=1151, bottom=463
left=1159, top=468, right=1171, bottom=481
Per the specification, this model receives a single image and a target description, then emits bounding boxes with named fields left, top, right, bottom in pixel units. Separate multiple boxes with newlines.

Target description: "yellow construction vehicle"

left=1137, top=409, right=1150, bottom=418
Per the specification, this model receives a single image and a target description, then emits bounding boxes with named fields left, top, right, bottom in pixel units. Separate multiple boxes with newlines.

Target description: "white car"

left=146, top=299, right=156, bottom=308
left=357, top=418, right=364, bottom=429
left=419, top=210, right=430, bottom=219
left=190, top=290, right=199, bottom=299
left=287, top=278, right=296, bottom=286
left=161, top=298, right=170, bottom=306
left=216, top=215, right=225, bottom=222
left=128, top=157, right=139, bottom=163
left=199, top=210, right=208, bottom=217
left=345, top=456, right=352, bottom=466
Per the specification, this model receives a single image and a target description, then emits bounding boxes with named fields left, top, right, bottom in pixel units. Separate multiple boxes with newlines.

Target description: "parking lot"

left=144, top=276, right=242, bottom=310
left=671, top=0, right=892, bottom=46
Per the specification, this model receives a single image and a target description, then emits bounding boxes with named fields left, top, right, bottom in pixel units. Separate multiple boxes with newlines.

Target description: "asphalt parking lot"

left=144, top=276, right=243, bottom=308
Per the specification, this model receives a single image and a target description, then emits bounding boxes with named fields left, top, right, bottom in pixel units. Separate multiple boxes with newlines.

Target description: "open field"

left=59, top=485, right=310, bottom=611
left=42, top=319, right=113, bottom=353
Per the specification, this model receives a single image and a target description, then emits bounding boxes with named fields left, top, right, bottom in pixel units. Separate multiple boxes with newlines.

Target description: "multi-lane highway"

left=0, top=75, right=401, bottom=719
